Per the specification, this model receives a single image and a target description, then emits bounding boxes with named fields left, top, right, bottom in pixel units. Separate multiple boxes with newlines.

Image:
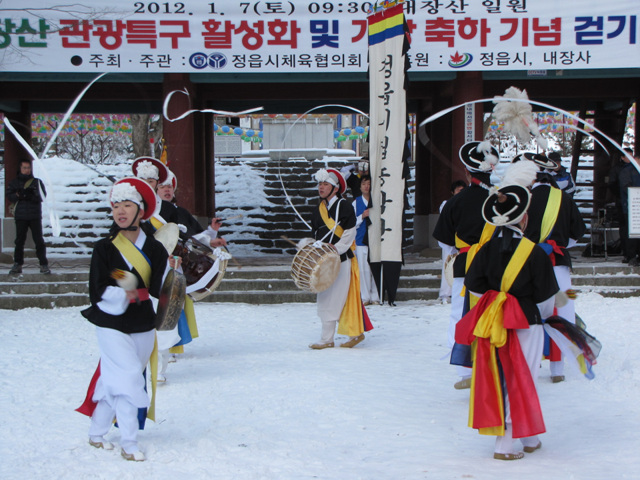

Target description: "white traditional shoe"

left=121, top=449, right=146, bottom=461
left=168, top=354, right=177, bottom=363
left=89, top=437, right=114, bottom=450
left=157, top=373, right=166, bottom=383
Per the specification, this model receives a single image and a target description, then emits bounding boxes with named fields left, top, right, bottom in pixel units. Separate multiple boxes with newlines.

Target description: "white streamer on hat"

left=111, top=183, right=143, bottom=205
left=491, top=193, right=520, bottom=226
left=136, top=160, right=159, bottom=180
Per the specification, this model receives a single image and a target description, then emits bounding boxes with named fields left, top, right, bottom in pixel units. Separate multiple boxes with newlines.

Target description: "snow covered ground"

left=2, top=292, right=639, bottom=479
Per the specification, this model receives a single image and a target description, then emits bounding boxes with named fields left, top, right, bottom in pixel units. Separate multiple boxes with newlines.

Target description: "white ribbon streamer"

left=41, top=72, right=109, bottom=159
left=162, top=87, right=264, bottom=122
left=418, top=96, right=639, bottom=172
left=277, top=104, right=369, bottom=231
left=4, top=72, right=110, bottom=237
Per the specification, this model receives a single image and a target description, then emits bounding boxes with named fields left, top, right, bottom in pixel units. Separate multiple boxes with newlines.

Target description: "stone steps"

left=1, top=260, right=639, bottom=310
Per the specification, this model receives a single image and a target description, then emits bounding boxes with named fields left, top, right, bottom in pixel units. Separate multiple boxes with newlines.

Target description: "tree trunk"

left=131, top=114, right=151, bottom=157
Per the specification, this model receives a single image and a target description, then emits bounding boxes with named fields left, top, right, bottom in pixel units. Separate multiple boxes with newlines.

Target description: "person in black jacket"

left=524, top=155, right=586, bottom=383
left=432, top=141, right=500, bottom=389
left=6, top=158, right=50, bottom=274
left=157, top=169, right=227, bottom=247
left=458, top=184, right=558, bottom=461
left=76, top=177, right=175, bottom=462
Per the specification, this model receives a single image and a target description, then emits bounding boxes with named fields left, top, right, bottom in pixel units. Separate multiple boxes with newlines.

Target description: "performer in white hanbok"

left=77, top=177, right=178, bottom=462
left=307, top=168, right=373, bottom=349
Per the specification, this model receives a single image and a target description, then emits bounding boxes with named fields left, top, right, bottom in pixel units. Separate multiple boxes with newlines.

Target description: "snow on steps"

left=1, top=260, right=639, bottom=310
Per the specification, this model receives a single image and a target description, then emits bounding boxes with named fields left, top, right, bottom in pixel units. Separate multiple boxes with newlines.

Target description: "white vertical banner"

left=368, top=4, right=408, bottom=264
left=464, top=103, right=475, bottom=143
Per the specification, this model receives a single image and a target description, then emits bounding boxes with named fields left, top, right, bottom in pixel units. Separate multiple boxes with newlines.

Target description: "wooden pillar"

left=429, top=87, right=455, bottom=214
left=414, top=103, right=431, bottom=217
left=452, top=71, right=483, bottom=183
left=201, top=113, right=216, bottom=215
left=3, top=109, right=31, bottom=216
left=162, top=73, right=198, bottom=214
left=412, top=102, right=433, bottom=249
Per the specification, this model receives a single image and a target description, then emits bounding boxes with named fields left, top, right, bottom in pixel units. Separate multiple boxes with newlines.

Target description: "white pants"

left=449, top=277, right=472, bottom=378
left=550, top=265, right=574, bottom=376
left=494, top=325, right=545, bottom=454
left=89, top=327, right=155, bottom=453
left=438, top=242, right=454, bottom=298
left=355, top=245, right=378, bottom=303
left=317, top=259, right=352, bottom=343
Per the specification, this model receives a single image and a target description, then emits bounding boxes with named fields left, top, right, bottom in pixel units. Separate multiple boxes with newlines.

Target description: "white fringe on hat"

left=499, top=159, right=539, bottom=189
left=159, top=170, right=175, bottom=188
left=492, top=86, right=548, bottom=150
left=314, top=169, right=339, bottom=188
left=135, top=160, right=159, bottom=180
left=111, top=182, right=143, bottom=205
left=476, top=141, right=499, bottom=171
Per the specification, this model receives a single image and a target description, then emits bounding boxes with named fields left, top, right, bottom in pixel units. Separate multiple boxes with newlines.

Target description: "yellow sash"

left=168, top=296, right=199, bottom=354
left=320, top=200, right=363, bottom=336
left=539, top=187, right=562, bottom=242
left=455, top=222, right=496, bottom=303
left=336, top=253, right=365, bottom=337
left=149, top=216, right=164, bottom=231
left=110, top=231, right=158, bottom=422
left=111, top=232, right=151, bottom=287
left=470, top=237, right=535, bottom=436
left=319, top=201, right=344, bottom=238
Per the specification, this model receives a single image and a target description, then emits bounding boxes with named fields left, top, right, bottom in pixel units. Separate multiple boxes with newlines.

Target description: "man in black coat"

left=432, top=141, right=500, bottom=389
left=6, top=159, right=50, bottom=274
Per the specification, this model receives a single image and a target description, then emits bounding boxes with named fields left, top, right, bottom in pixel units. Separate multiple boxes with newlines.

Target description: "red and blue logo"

left=448, top=52, right=473, bottom=68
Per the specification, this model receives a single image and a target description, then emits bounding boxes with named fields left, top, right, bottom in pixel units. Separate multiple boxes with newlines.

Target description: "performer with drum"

left=154, top=168, right=229, bottom=381
left=307, top=168, right=373, bottom=349
left=76, top=177, right=179, bottom=462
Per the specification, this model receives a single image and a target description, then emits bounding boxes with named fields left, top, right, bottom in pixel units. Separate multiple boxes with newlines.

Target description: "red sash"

left=456, top=291, right=546, bottom=438
left=76, top=362, right=101, bottom=417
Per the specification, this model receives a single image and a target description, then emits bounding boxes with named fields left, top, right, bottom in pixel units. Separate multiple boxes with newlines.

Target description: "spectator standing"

left=6, top=158, right=50, bottom=274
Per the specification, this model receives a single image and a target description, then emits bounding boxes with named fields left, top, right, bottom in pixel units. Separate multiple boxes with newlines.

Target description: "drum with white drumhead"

left=291, top=243, right=340, bottom=293
left=154, top=223, right=229, bottom=302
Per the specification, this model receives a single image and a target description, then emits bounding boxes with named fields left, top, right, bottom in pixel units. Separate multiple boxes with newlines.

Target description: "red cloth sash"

left=545, top=239, right=564, bottom=266
left=76, top=362, right=101, bottom=417
left=129, top=288, right=150, bottom=303
left=456, top=291, right=546, bottom=438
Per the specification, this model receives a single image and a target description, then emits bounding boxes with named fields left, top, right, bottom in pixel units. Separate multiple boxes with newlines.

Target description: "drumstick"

left=280, top=235, right=300, bottom=249
left=217, top=214, right=244, bottom=222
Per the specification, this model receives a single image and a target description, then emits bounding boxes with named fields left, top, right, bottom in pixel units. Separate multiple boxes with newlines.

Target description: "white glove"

left=340, top=164, right=356, bottom=179
left=297, top=237, right=315, bottom=250
left=177, top=224, right=187, bottom=233
left=212, top=247, right=232, bottom=260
